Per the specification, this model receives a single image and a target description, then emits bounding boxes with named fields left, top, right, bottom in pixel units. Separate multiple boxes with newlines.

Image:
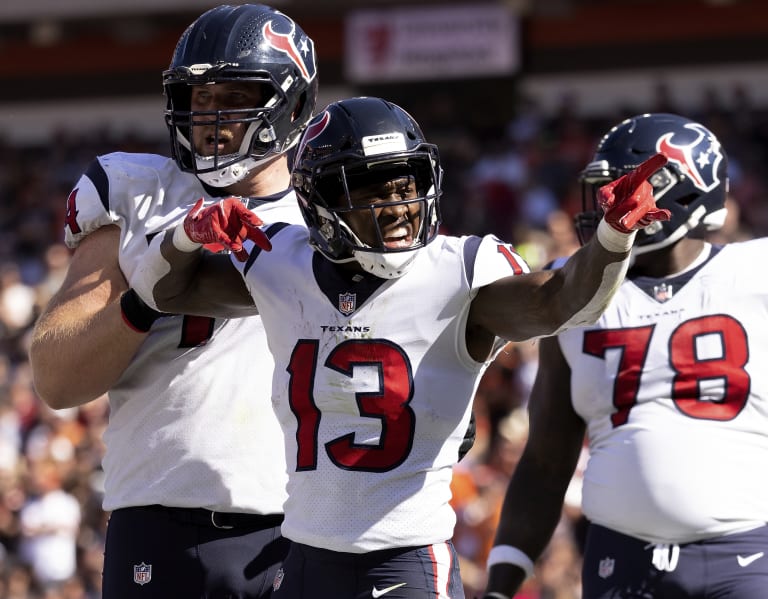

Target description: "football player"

left=28, top=5, right=317, bottom=598
left=128, top=97, right=670, bottom=598
left=484, top=113, right=768, bottom=599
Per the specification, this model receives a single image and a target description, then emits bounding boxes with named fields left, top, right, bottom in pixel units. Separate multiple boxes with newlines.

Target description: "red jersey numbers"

left=65, top=188, right=82, bottom=234
left=287, top=339, right=415, bottom=473
left=584, top=325, right=653, bottom=427
left=584, top=314, right=750, bottom=427
left=670, top=315, right=750, bottom=420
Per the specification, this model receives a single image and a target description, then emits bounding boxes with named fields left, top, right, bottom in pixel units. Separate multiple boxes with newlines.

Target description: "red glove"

left=183, top=198, right=272, bottom=261
left=598, top=153, right=672, bottom=234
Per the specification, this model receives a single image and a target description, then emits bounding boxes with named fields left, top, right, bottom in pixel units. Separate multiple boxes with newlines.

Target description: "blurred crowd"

left=1, top=82, right=767, bottom=598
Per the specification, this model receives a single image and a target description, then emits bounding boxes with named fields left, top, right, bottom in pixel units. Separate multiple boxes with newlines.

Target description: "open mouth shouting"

left=199, top=128, right=236, bottom=156
left=380, top=214, right=416, bottom=249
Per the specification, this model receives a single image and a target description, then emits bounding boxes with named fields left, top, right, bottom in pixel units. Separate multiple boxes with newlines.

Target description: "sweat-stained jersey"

left=64, top=151, right=299, bottom=514
left=231, top=227, right=529, bottom=553
left=556, top=239, right=768, bottom=544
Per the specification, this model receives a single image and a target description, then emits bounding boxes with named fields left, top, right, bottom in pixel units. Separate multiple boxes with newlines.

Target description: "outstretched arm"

left=131, top=198, right=270, bottom=317
left=469, top=153, right=670, bottom=342
left=483, top=336, right=586, bottom=598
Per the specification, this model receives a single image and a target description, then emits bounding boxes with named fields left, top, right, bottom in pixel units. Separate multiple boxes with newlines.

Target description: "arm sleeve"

left=64, top=157, right=119, bottom=248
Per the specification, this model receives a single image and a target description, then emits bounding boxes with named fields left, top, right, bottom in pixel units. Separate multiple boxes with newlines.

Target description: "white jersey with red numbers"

left=65, top=151, right=300, bottom=513
left=557, top=239, right=768, bottom=544
left=231, top=227, right=529, bottom=552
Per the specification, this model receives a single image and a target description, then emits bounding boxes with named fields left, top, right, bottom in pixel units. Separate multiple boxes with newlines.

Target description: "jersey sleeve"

left=466, top=234, right=531, bottom=291
left=229, top=222, right=294, bottom=282
left=64, top=157, right=118, bottom=249
left=461, top=234, right=532, bottom=362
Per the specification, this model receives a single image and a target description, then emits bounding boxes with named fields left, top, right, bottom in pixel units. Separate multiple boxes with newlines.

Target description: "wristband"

left=596, top=219, right=636, bottom=254
left=120, top=288, right=164, bottom=333
left=172, top=223, right=203, bottom=253
left=486, top=545, right=535, bottom=579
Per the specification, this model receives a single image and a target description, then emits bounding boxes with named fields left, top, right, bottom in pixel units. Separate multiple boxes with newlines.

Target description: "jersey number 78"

left=583, top=314, right=750, bottom=427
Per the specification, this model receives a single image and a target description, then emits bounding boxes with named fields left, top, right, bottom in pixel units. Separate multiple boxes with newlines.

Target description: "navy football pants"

left=102, top=505, right=289, bottom=598
left=582, top=523, right=768, bottom=598
left=272, top=540, right=464, bottom=599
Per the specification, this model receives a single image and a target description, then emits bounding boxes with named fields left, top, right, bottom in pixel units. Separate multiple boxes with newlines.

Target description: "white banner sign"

left=345, top=4, right=520, bottom=83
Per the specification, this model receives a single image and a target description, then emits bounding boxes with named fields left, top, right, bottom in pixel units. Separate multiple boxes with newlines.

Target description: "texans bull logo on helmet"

left=263, top=19, right=316, bottom=83
left=295, top=110, right=331, bottom=169
left=656, top=123, right=724, bottom=193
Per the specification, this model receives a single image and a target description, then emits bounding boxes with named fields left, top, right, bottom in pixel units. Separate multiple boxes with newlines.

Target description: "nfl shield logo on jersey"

left=598, top=556, right=615, bottom=579
left=133, top=562, right=152, bottom=585
left=273, top=567, right=285, bottom=591
left=339, top=292, right=356, bottom=315
left=653, top=283, right=674, bottom=302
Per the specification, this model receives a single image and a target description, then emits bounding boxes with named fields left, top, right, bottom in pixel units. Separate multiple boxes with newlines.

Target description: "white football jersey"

left=557, top=239, right=768, bottom=543
left=232, top=228, right=529, bottom=552
left=65, top=152, right=300, bottom=513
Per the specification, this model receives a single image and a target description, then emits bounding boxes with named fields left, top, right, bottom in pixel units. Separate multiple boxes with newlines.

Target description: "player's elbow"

left=30, top=368, right=86, bottom=410
left=29, top=346, right=93, bottom=410
left=35, top=383, right=99, bottom=411
left=31, top=374, right=72, bottom=410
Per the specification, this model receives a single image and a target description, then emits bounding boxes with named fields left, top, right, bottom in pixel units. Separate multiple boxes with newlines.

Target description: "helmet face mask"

left=293, top=98, right=443, bottom=279
left=316, top=160, right=437, bottom=247
left=164, top=4, right=318, bottom=187
left=166, top=78, right=282, bottom=185
left=576, top=113, right=729, bottom=253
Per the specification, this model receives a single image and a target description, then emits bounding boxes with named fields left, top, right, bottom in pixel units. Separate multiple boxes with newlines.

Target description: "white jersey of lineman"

left=65, top=151, right=299, bottom=513
left=557, top=239, right=768, bottom=544
left=231, top=227, right=528, bottom=552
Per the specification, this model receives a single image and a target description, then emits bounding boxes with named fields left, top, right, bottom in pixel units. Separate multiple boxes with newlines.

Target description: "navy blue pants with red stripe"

left=272, top=540, right=464, bottom=599
left=102, top=505, right=289, bottom=598
left=582, top=523, right=768, bottom=598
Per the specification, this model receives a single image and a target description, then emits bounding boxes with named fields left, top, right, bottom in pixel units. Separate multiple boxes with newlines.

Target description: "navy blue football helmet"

left=292, top=97, right=442, bottom=279
left=577, top=113, right=728, bottom=254
left=164, top=4, right=318, bottom=187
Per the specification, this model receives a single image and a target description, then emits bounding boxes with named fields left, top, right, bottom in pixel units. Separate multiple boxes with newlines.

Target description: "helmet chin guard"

left=191, top=150, right=281, bottom=187
left=353, top=250, right=420, bottom=279
left=194, top=154, right=271, bottom=188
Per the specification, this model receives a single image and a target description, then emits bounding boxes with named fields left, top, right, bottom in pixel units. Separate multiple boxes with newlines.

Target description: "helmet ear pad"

left=577, top=113, right=728, bottom=251
left=162, top=4, right=319, bottom=186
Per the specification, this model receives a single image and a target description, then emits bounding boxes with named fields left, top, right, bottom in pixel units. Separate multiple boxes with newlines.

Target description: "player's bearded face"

left=189, top=82, right=267, bottom=157
left=342, top=175, right=422, bottom=250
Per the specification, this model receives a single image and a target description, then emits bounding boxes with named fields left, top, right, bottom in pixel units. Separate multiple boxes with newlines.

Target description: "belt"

left=146, top=505, right=284, bottom=530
